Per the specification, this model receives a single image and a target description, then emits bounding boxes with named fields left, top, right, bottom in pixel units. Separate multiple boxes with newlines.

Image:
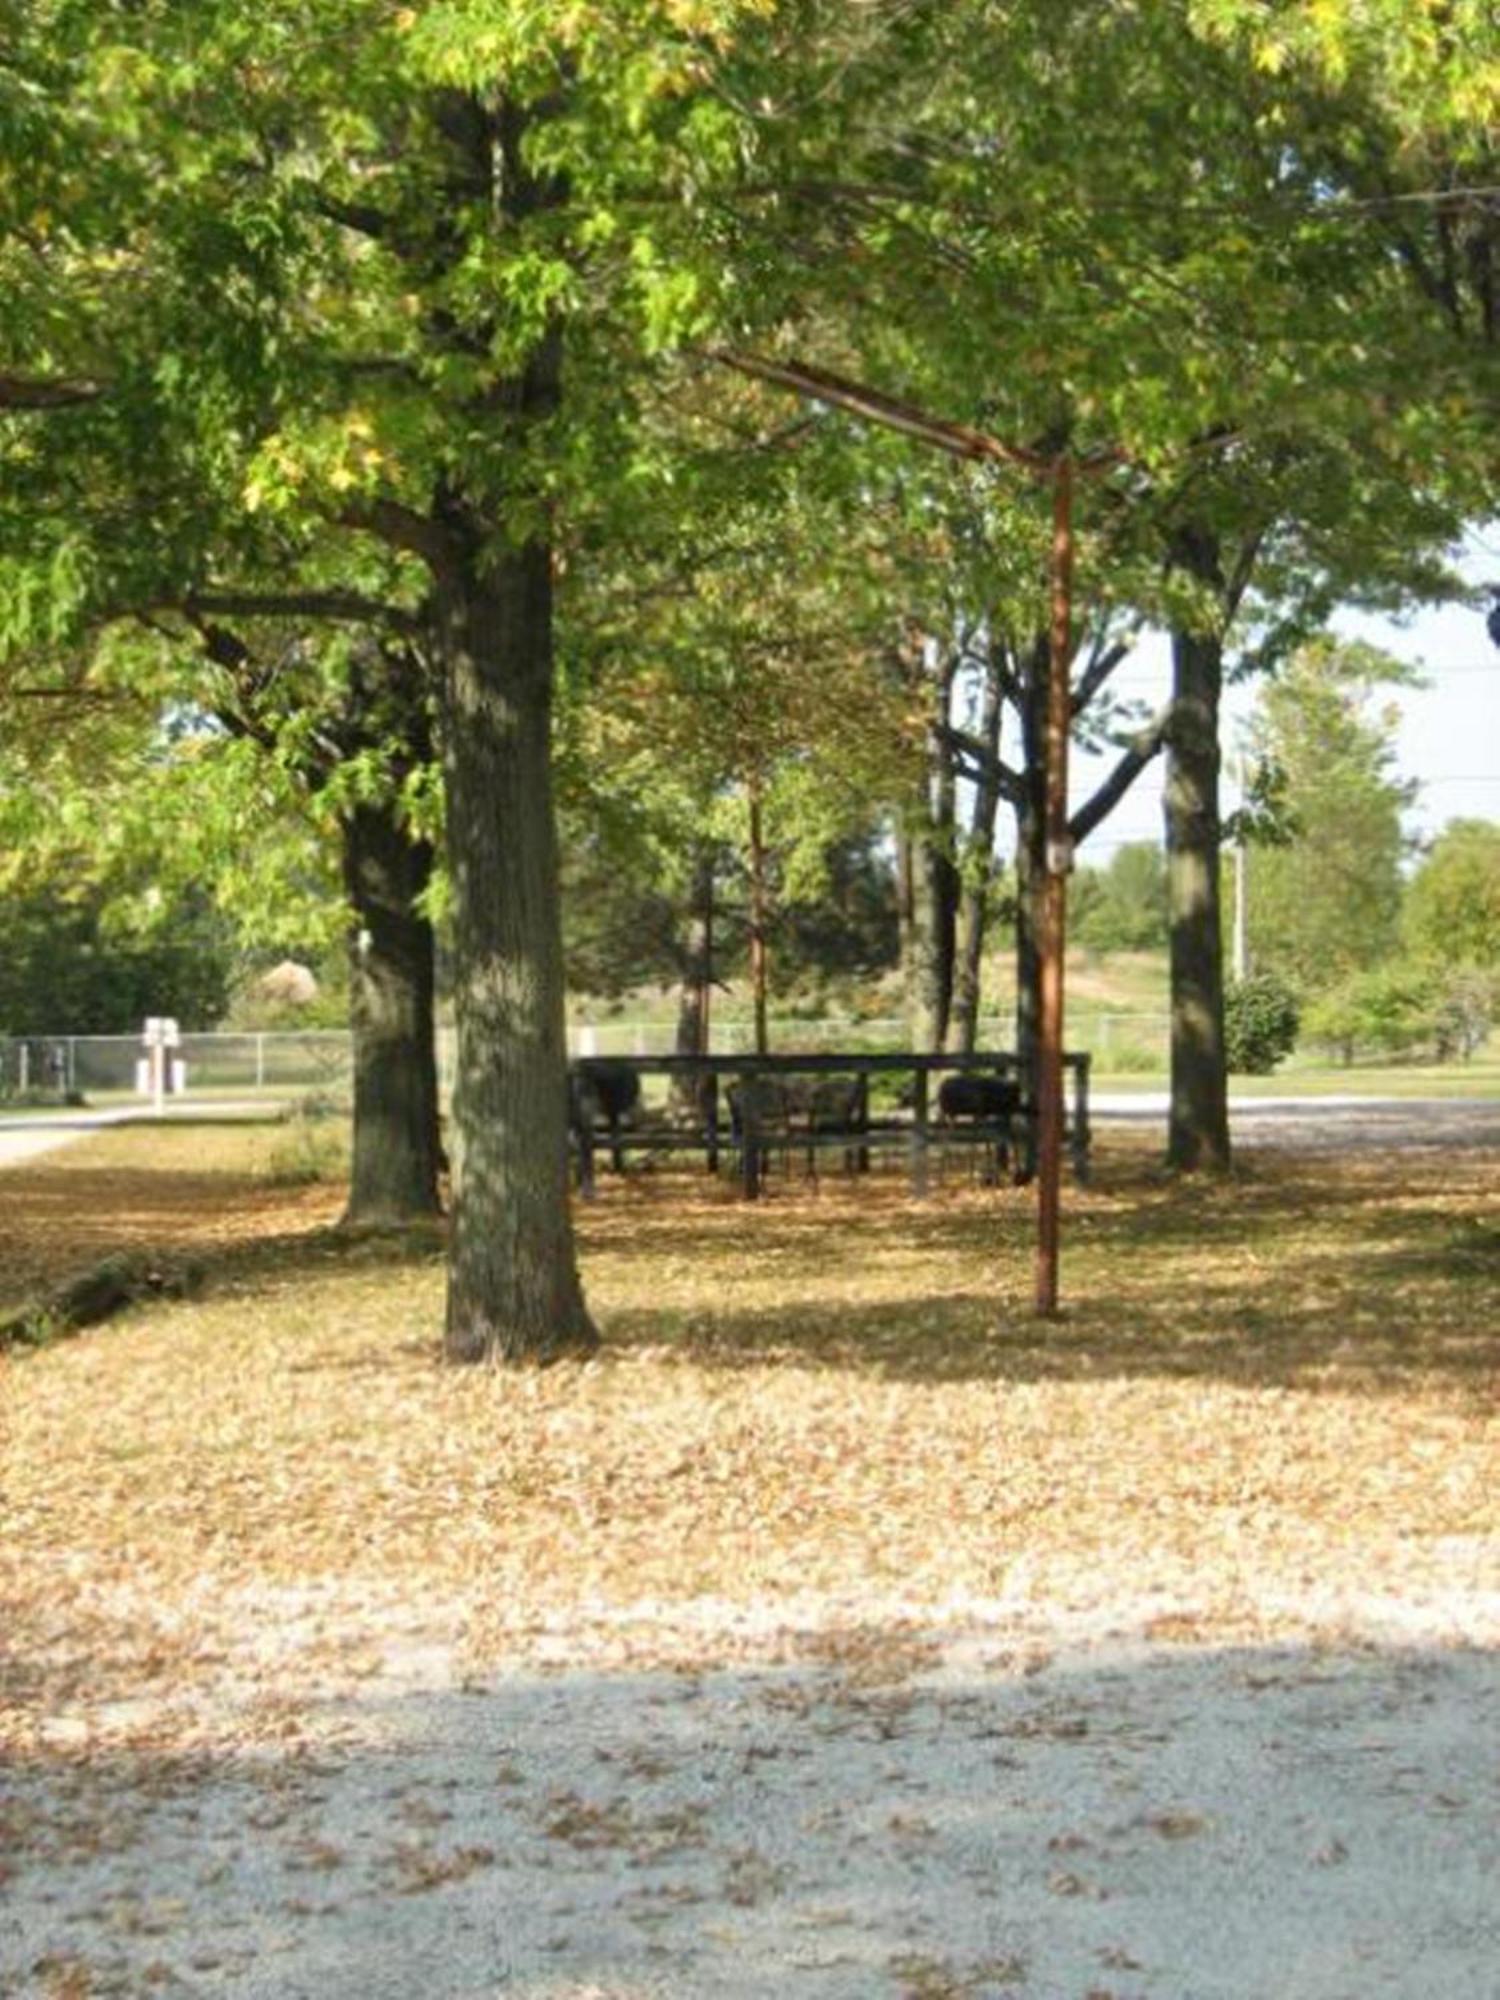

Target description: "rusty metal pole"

left=1035, top=456, right=1073, bottom=1316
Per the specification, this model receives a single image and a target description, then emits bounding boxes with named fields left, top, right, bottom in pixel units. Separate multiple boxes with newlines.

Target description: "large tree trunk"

left=1164, top=625, right=1231, bottom=1172
left=340, top=801, right=443, bottom=1227
left=437, top=542, right=597, bottom=1363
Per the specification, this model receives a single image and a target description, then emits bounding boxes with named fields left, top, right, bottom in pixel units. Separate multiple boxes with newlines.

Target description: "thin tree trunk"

left=895, top=823, right=916, bottom=1001
left=673, top=843, right=715, bottom=1113
left=747, top=775, right=770, bottom=1056
left=1013, top=795, right=1044, bottom=1080
left=949, top=654, right=1005, bottom=1053
left=908, top=656, right=959, bottom=1052
left=1008, top=781, right=1045, bottom=1182
left=340, top=801, right=443, bottom=1226
left=1164, top=625, right=1232, bottom=1172
left=1013, top=637, right=1048, bottom=1083
left=438, top=542, right=597, bottom=1363
left=675, top=843, right=715, bottom=1060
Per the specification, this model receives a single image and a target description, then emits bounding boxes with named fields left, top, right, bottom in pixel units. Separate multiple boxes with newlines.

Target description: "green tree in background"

left=1072, top=843, right=1168, bottom=956
left=1405, top=819, right=1500, bottom=971
left=0, top=865, right=234, bottom=1039
left=1245, top=639, right=1417, bottom=993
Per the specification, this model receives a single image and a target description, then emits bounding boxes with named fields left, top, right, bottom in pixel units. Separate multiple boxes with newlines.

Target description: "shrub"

left=1303, top=962, right=1495, bottom=1065
left=1432, top=967, right=1496, bottom=1062
left=1224, top=972, right=1300, bottom=1074
left=1302, top=964, right=1434, bottom=1065
left=264, top=1101, right=348, bottom=1185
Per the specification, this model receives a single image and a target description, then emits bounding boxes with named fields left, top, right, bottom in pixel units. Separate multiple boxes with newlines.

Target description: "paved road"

left=0, top=1102, right=280, bottom=1170
left=1094, top=1092, right=1500, bottom=1151
left=2, top=1095, right=1496, bottom=1175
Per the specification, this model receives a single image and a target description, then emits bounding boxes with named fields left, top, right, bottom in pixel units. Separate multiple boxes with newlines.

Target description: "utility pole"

left=1034, top=457, right=1074, bottom=1316
left=716, top=349, right=1133, bottom=1316
left=1231, top=754, right=1249, bottom=982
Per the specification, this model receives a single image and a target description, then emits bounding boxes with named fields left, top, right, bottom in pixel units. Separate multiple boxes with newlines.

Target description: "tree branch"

left=306, top=189, right=395, bottom=242
left=333, top=498, right=452, bottom=571
left=1069, top=703, right=1173, bottom=846
left=1071, top=635, right=1134, bottom=716
left=5, top=685, right=134, bottom=703
left=1222, top=528, right=1266, bottom=623
left=711, top=350, right=1052, bottom=471
left=933, top=719, right=1024, bottom=803
left=183, top=589, right=423, bottom=635
left=0, top=372, right=103, bottom=410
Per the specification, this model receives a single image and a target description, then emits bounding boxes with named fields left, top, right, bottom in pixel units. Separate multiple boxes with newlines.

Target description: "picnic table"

left=567, top=1050, right=1092, bottom=1199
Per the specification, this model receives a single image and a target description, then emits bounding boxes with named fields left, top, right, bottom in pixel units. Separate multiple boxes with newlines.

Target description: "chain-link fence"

left=0, top=1030, right=361, bottom=1103
left=0, top=1008, right=1170, bottom=1105
left=567, top=1013, right=1170, bottom=1066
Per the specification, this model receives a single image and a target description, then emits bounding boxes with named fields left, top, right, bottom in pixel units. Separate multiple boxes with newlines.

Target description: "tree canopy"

left=3, top=0, right=1498, bottom=1349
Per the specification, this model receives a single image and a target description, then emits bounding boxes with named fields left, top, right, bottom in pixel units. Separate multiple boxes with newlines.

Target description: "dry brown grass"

left=2, top=1124, right=1497, bottom=1755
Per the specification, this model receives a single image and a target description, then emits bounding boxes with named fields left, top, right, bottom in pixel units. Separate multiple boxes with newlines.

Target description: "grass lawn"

left=2, top=1120, right=1496, bottom=1761
left=1089, top=1052, right=1500, bottom=1097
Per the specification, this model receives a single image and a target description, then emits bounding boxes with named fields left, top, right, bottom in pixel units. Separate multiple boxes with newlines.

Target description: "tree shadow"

left=599, top=1264, right=1498, bottom=1395
left=585, top=1150, right=1500, bottom=1398
left=3, top=1630, right=1496, bottom=1996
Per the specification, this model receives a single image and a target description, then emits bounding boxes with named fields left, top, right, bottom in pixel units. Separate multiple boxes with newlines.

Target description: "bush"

left=1224, top=972, right=1300, bottom=1074
left=264, top=1101, right=348, bottom=1185
left=1432, top=967, right=1496, bottom=1062
left=1303, top=962, right=1495, bottom=1065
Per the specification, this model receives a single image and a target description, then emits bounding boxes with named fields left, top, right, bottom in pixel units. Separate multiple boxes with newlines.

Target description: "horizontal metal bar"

left=571, top=1051, right=1090, bottom=1078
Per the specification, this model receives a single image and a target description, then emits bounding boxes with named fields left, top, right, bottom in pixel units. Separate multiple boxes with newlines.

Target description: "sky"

left=1062, top=535, right=1500, bottom=867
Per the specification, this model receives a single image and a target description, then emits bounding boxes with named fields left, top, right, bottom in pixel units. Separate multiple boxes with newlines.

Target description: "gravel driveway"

left=1091, top=1092, right=1500, bottom=1152
left=5, top=1598, right=1498, bottom=1999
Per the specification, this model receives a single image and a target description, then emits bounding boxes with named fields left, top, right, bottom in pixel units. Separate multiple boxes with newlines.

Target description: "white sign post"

left=142, top=1017, right=181, bottom=1118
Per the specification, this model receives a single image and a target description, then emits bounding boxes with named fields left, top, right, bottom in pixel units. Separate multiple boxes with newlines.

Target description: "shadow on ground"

left=4, top=1143, right=1497, bottom=1400
left=3, top=1632, right=1496, bottom=1999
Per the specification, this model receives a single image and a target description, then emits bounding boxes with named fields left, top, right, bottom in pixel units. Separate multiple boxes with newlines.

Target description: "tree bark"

left=673, top=843, right=715, bottom=1114
left=948, top=652, right=1005, bottom=1053
left=1011, top=636, right=1048, bottom=1085
left=1012, top=788, right=1044, bottom=1083
left=1164, top=625, right=1232, bottom=1172
left=437, top=542, right=597, bottom=1363
left=746, top=775, right=770, bottom=1056
left=340, top=800, right=443, bottom=1226
left=907, top=654, right=959, bottom=1052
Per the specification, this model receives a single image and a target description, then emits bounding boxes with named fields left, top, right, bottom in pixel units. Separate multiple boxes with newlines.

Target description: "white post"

left=256, top=1033, right=265, bottom=1090
left=18, top=1043, right=29, bottom=1094
left=143, top=1018, right=180, bottom=1118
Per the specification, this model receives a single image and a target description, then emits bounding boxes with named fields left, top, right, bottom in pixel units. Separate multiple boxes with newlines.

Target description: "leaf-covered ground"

left=2, top=1125, right=1497, bottom=1996
left=2, top=1123, right=1496, bottom=1757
